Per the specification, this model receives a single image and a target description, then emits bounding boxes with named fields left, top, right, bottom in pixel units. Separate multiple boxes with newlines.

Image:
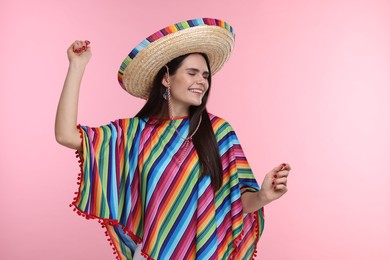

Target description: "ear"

left=161, top=73, right=170, bottom=88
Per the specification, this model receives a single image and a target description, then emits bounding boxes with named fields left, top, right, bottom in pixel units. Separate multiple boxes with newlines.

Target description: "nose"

left=196, top=76, right=207, bottom=86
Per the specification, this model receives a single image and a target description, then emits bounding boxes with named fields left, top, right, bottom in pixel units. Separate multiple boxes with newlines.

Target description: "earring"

left=162, top=65, right=171, bottom=100
left=163, top=88, right=169, bottom=100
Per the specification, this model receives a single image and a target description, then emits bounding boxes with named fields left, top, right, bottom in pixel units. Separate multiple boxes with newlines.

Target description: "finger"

left=274, top=184, right=288, bottom=192
left=74, top=48, right=82, bottom=54
left=72, top=41, right=81, bottom=53
left=80, top=40, right=91, bottom=52
left=274, top=177, right=287, bottom=185
left=273, top=164, right=285, bottom=173
left=281, top=163, right=291, bottom=171
left=74, top=40, right=83, bottom=48
left=275, top=170, right=289, bottom=178
left=73, top=40, right=89, bottom=53
left=275, top=162, right=291, bottom=172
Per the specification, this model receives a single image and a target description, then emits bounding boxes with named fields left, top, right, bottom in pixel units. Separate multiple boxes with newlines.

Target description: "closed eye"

left=186, top=68, right=209, bottom=79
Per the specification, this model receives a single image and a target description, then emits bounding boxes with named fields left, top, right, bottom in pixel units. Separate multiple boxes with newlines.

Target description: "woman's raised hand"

left=67, top=40, right=92, bottom=65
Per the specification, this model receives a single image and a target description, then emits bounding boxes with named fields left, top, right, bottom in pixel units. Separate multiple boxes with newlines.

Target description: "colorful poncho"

left=70, top=114, right=264, bottom=260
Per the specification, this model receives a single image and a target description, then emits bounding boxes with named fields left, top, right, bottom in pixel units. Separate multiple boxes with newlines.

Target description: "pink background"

left=1, top=0, right=390, bottom=259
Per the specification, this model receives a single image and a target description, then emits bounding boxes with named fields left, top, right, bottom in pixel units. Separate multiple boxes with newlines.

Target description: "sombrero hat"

left=117, top=18, right=235, bottom=99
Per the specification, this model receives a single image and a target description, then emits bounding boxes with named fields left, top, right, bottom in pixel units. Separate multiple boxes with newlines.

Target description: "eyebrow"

left=186, top=68, right=210, bottom=75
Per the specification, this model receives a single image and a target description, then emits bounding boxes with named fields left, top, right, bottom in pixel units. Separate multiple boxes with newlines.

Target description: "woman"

left=55, top=18, right=290, bottom=260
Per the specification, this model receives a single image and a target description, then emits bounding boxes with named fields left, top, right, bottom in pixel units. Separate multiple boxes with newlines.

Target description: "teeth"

left=189, top=89, right=203, bottom=94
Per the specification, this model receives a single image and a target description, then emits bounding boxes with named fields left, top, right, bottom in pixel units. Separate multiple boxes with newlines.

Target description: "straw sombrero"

left=117, top=18, right=235, bottom=99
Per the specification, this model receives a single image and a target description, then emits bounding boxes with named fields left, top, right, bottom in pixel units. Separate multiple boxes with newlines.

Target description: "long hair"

left=136, top=53, right=223, bottom=191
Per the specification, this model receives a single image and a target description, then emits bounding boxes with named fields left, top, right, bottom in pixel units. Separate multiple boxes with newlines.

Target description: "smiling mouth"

left=189, top=89, right=204, bottom=94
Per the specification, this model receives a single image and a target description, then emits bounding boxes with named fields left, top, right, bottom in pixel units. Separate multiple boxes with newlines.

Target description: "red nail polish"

left=85, top=40, right=90, bottom=45
left=273, top=175, right=277, bottom=178
left=272, top=181, right=275, bottom=185
left=282, top=163, right=286, bottom=167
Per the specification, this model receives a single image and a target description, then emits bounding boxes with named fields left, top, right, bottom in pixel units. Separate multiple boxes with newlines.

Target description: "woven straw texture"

left=118, top=18, right=235, bottom=99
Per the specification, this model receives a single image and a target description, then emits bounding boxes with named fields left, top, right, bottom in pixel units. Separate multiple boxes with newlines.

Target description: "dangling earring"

left=163, top=65, right=170, bottom=100
left=163, top=88, right=169, bottom=100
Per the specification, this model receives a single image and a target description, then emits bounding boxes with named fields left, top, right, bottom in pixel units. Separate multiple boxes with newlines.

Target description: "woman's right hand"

left=67, top=40, right=92, bottom=66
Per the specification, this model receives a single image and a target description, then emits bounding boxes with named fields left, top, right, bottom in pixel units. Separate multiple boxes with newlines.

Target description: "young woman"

left=55, top=18, right=290, bottom=260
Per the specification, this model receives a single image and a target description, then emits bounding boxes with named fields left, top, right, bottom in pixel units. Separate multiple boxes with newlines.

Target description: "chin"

left=190, top=100, right=203, bottom=107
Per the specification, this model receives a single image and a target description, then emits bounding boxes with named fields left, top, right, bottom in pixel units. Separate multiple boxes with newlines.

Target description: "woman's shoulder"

left=208, top=113, right=226, bottom=122
left=105, top=117, right=149, bottom=130
left=208, top=113, right=234, bottom=134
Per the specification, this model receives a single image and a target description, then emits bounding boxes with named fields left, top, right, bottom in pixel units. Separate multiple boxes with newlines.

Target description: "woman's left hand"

left=241, top=163, right=291, bottom=213
left=259, top=163, right=291, bottom=204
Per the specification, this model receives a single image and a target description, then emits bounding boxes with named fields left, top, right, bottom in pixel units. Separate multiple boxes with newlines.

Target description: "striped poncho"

left=71, top=114, right=264, bottom=259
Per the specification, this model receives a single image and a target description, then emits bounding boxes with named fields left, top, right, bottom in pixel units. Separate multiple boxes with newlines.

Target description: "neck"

left=167, top=101, right=189, bottom=119
left=154, top=102, right=189, bottom=119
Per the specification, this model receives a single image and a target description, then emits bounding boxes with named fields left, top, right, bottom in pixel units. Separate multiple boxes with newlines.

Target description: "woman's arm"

left=55, top=40, right=91, bottom=151
left=242, top=163, right=291, bottom=213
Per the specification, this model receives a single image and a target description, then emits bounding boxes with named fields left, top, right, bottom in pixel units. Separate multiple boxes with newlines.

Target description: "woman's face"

left=163, top=53, right=210, bottom=116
